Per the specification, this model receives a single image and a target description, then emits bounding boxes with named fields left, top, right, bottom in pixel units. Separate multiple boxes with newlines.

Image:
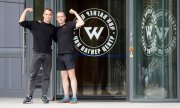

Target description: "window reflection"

left=134, top=0, right=177, bottom=99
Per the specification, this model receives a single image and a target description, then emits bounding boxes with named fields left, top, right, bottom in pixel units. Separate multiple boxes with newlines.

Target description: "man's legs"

left=65, top=54, right=77, bottom=103
left=61, top=70, right=69, bottom=98
left=58, top=54, right=77, bottom=103
left=41, top=53, right=52, bottom=96
left=40, top=53, right=52, bottom=103
left=23, top=51, right=42, bottom=104
left=67, top=68, right=77, bottom=98
left=29, top=52, right=42, bottom=96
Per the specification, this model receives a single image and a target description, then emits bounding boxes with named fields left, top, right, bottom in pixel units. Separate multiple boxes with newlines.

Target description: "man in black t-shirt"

left=56, top=9, right=84, bottom=103
left=19, top=8, right=56, bottom=104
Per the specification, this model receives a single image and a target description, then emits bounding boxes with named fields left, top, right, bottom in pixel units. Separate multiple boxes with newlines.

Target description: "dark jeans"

left=29, top=51, right=52, bottom=96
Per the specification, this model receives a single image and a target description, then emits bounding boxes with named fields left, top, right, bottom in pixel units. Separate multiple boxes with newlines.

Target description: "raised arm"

left=69, top=9, right=84, bottom=28
left=19, top=8, right=33, bottom=23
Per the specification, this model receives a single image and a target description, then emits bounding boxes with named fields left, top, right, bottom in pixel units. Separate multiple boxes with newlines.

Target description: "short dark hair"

left=44, top=8, right=52, bottom=13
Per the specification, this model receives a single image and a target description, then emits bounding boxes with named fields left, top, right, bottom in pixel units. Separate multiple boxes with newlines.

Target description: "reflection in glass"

left=134, top=0, right=177, bottom=99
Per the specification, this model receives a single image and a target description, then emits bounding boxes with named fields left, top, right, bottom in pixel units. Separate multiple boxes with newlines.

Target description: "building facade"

left=0, top=0, right=180, bottom=102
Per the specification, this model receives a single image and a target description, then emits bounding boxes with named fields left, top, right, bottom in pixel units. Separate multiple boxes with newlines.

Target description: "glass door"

left=56, top=0, right=127, bottom=99
left=131, top=0, right=179, bottom=101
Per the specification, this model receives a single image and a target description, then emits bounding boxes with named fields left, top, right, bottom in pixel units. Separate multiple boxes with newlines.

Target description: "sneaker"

left=41, top=95, right=49, bottom=103
left=23, top=96, right=32, bottom=104
left=70, top=97, right=78, bottom=104
left=60, top=97, right=70, bottom=103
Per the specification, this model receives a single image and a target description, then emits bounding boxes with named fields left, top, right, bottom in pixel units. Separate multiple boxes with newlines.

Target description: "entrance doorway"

left=55, top=0, right=127, bottom=99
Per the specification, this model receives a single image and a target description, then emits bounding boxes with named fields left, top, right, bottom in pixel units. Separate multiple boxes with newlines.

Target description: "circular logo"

left=73, top=8, right=118, bottom=56
left=141, top=7, right=176, bottom=56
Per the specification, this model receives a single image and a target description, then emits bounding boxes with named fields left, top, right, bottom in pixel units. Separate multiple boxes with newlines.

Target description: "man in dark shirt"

left=56, top=9, right=84, bottom=103
left=19, top=8, right=56, bottom=104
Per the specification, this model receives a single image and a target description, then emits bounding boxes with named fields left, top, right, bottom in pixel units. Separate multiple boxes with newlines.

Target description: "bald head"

left=57, top=11, right=66, bottom=17
left=57, top=11, right=66, bottom=26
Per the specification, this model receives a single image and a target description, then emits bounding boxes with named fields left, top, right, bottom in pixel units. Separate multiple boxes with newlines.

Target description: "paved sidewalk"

left=0, top=98, right=180, bottom=108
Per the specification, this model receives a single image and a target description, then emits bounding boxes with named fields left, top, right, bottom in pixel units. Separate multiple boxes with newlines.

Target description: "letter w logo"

left=84, top=27, right=104, bottom=40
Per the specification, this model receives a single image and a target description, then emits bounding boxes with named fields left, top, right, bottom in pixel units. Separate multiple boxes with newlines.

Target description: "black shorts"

left=56, top=53, right=76, bottom=71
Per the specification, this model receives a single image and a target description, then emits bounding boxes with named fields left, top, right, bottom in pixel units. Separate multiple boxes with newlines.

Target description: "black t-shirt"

left=56, top=22, right=76, bottom=54
left=19, top=21, right=56, bottom=53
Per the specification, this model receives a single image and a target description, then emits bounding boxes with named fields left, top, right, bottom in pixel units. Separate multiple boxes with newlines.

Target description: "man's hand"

left=25, top=8, right=33, bottom=13
left=69, top=9, right=77, bottom=14
left=19, top=8, right=33, bottom=23
left=69, top=9, right=84, bottom=28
